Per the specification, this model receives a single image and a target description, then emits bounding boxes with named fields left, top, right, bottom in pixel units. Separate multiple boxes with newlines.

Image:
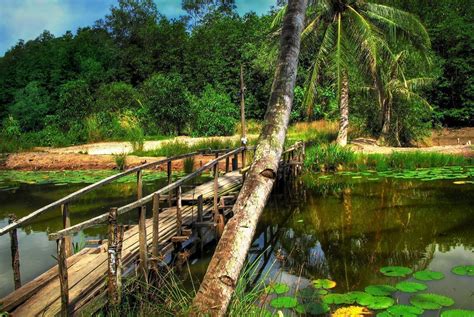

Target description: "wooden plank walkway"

left=1, top=171, right=243, bottom=317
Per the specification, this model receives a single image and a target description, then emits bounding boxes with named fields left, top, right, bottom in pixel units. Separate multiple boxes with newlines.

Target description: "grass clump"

left=113, top=153, right=127, bottom=171
left=304, top=144, right=357, bottom=172
left=183, top=157, right=195, bottom=174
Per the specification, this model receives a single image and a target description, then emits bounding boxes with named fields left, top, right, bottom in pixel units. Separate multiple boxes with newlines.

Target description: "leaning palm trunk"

left=336, top=71, right=349, bottom=146
left=190, top=0, right=307, bottom=315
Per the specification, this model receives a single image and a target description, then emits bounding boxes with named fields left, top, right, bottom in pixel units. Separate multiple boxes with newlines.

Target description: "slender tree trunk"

left=336, top=71, right=349, bottom=146
left=379, top=99, right=392, bottom=144
left=190, top=0, right=307, bottom=315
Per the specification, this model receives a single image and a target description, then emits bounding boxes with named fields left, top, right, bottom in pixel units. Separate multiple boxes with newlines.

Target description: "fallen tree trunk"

left=190, top=0, right=308, bottom=315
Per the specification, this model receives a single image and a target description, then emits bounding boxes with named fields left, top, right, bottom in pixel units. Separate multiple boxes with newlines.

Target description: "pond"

left=0, top=168, right=473, bottom=316
left=189, top=168, right=474, bottom=316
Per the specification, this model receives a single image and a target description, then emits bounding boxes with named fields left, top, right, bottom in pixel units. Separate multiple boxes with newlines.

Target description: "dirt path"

left=37, top=135, right=244, bottom=155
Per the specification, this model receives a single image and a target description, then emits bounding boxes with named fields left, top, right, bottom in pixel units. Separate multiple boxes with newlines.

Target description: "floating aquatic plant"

left=365, top=285, right=397, bottom=296
left=380, top=266, right=413, bottom=277
left=270, top=296, right=298, bottom=309
left=323, top=293, right=354, bottom=305
left=333, top=306, right=370, bottom=316
left=312, top=278, right=336, bottom=289
left=413, top=270, right=445, bottom=281
left=346, top=291, right=373, bottom=304
left=295, top=302, right=330, bottom=315
left=387, top=304, right=424, bottom=316
left=395, top=281, right=427, bottom=293
left=441, top=309, right=474, bottom=317
left=410, top=293, right=454, bottom=310
left=362, top=296, right=395, bottom=310
left=451, top=265, right=474, bottom=276
left=265, top=283, right=290, bottom=295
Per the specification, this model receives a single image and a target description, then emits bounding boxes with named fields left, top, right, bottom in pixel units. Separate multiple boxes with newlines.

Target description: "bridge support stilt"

left=107, top=207, right=124, bottom=308
left=8, top=214, right=21, bottom=290
left=57, top=238, right=69, bottom=317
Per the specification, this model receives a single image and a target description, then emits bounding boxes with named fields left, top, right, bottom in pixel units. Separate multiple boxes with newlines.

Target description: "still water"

left=190, top=174, right=474, bottom=314
left=0, top=170, right=473, bottom=314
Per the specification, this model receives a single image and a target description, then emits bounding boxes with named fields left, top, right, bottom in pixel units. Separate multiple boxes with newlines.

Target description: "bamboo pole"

left=191, top=0, right=307, bottom=314
left=152, top=193, right=160, bottom=259
left=61, top=204, right=72, bottom=257
left=107, top=207, right=124, bottom=307
left=8, top=214, right=21, bottom=290
left=57, top=238, right=69, bottom=317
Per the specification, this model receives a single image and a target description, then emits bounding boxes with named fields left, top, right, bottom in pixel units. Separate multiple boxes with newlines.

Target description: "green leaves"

left=295, top=302, right=330, bottom=315
left=387, top=304, right=424, bottom=316
left=265, top=283, right=290, bottom=295
left=312, top=278, right=337, bottom=289
left=362, top=296, right=395, bottom=310
left=323, top=293, right=353, bottom=305
left=410, top=293, right=454, bottom=310
left=413, top=270, right=445, bottom=281
left=380, top=266, right=413, bottom=277
left=365, top=285, right=397, bottom=296
left=269, top=296, right=298, bottom=309
left=451, top=265, right=474, bottom=276
left=441, top=309, right=474, bottom=317
left=395, top=282, right=427, bottom=293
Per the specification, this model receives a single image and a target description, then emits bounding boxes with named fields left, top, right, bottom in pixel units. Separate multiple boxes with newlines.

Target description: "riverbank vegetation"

left=0, top=0, right=472, bottom=153
left=304, top=144, right=473, bottom=172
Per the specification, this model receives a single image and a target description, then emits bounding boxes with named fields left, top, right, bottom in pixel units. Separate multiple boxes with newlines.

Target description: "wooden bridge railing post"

left=61, top=203, right=72, bottom=257
left=107, top=207, right=124, bottom=308
left=167, top=161, right=172, bottom=207
left=152, top=193, right=160, bottom=259
left=197, top=195, right=204, bottom=253
left=176, top=186, right=182, bottom=236
left=57, top=238, right=69, bottom=317
left=233, top=153, right=238, bottom=170
left=8, top=214, right=21, bottom=290
left=138, top=205, right=148, bottom=277
left=213, top=160, right=219, bottom=220
left=225, top=155, right=230, bottom=173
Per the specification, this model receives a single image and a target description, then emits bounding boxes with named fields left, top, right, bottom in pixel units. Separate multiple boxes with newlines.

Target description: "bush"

left=57, top=80, right=93, bottom=129
left=120, top=111, right=144, bottom=152
left=141, top=73, right=190, bottom=135
left=189, top=85, right=238, bottom=136
left=113, top=153, right=127, bottom=171
left=95, top=82, right=139, bottom=113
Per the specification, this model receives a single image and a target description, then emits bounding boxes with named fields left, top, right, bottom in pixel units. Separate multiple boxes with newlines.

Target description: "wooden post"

left=152, top=193, right=160, bottom=259
left=57, top=238, right=69, bottom=317
left=8, top=214, right=21, bottom=290
left=167, top=161, right=172, bottom=207
left=197, top=195, right=204, bottom=253
left=137, top=170, right=143, bottom=200
left=240, top=65, right=247, bottom=169
left=138, top=205, right=148, bottom=277
left=107, top=207, right=124, bottom=307
left=213, top=162, right=219, bottom=220
left=225, top=156, right=230, bottom=173
left=61, top=204, right=72, bottom=257
left=176, top=187, right=182, bottom=236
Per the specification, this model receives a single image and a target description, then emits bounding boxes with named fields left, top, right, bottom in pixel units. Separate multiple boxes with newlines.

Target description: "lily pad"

left=270, top=296, right=298, bottom=309
left=347, top=291, right=374, bottom=304
left=395, top=281, right=427, bottom=293
left=313, top=278, right=337, bottom=289
left=413, top=270, right=445, bottom=281
left=451, top=265, right=474, bottom=276
left=410, top=293, right=455, bottom=310
left=365, top=285, right=397, bottom=296
left=265, top=283, right=290, bottom=295
left=365, top=296, right=395, bottom=310
left=296, top=302, right=330, bottom=315
left=297, top=286, right=327, bottom=299
left=387, top=304, right=424, bottom=316
left=323, top=293, right=354, bottom=305
left=380, top=266, right=413, bottom=277
left=441, top=309, right=474, bottom=317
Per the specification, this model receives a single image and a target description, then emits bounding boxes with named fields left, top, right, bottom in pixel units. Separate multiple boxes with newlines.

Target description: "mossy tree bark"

left=190, top=0, right=307, bottom=315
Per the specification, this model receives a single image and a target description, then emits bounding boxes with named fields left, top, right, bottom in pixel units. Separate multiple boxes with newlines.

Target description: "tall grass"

left=113, top=153, right=127, bottom=171
left=304, top=144, right=473, bottom=172
left=133, top=138, right=251, bottom=157
left=183, top=157, right=195, bottom=174
left=286, top=120, right=338, bottom=146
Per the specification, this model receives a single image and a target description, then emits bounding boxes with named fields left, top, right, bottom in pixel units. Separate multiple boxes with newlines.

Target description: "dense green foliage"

left=0, top=0, right=471, bottom=151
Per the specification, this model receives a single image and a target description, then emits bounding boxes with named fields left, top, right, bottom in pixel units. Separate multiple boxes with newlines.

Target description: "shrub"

left=95, top=82, right=139, bottom=113
left=141, top=73, right=190, bottom=135
left=113, top=153, right=127, bottom=171
left=120, top=111, right=145, bottom=152
left=57, top=80, right=93, bottom=129
left=189, top=85, right=238, bottom=136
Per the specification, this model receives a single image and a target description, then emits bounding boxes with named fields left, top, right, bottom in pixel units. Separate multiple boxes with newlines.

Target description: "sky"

left=0, top=0, right=276, bottom=56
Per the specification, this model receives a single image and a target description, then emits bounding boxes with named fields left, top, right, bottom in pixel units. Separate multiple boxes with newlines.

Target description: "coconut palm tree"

left=275, top=0, right=430, bottom=146
left=370, top=50, right=433, bottom=145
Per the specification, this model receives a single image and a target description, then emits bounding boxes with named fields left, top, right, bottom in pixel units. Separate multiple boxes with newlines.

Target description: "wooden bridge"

left=0, top=143, right=304, bottom=316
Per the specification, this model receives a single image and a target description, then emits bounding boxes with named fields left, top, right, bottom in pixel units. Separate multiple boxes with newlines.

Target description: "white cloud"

left=0, top=0, right=73, bottom=52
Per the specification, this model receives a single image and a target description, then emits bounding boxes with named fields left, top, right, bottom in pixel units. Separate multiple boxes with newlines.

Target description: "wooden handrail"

left=0, top=151, right=205, bottom=236
left=48, top=147, right=246, bottom=240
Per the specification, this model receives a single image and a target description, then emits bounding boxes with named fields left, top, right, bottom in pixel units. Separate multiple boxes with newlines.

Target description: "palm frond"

left=404, top=77, right=435, bottom=90
left=394, top=87, right=432, bottom=109
left=271, top=5, right=287, bottom=29
left=366, top=3, right=430, bottom=48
